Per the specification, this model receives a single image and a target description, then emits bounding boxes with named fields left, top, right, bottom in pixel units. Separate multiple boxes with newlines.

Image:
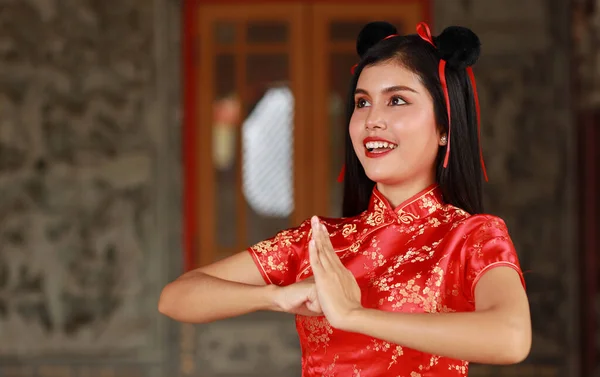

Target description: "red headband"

left=338, top=22, right=488, bottom=183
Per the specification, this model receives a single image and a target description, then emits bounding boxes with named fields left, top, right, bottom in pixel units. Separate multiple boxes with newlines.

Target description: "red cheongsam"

left=248, top=184, right=525, bottom=377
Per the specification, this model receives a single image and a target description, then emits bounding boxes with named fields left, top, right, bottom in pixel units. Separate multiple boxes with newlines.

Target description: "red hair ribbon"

left=417, top=21, right=488, bottom=182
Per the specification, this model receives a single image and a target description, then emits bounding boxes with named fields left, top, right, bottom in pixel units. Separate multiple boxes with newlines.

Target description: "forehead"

left=356, top=62, right=423, bottom=91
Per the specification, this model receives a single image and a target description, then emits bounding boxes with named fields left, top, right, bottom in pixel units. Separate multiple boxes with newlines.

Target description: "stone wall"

left=573, top=0, right=600, bottom=376
left=0, top=0, right=182, bottom=375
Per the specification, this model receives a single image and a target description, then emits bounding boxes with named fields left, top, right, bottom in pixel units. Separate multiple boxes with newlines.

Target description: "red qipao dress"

left=248, top=184, right=525, bottom=377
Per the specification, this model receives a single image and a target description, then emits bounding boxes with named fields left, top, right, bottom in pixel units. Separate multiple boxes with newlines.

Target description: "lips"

left=363, top=137, right=398, bottom=158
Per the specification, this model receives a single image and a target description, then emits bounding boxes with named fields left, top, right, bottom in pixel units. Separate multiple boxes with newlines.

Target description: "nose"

left=365, top=107, right=387, bottom=130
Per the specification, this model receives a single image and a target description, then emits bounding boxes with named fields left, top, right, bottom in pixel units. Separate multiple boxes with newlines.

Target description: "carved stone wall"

left=573, top=0, right=600, bottom=376
left=0, top=0, right=182, bottom=375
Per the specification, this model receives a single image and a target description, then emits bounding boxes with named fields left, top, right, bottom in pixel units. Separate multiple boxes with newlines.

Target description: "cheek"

left=390, top=109, right=439, bottom=156
left=348, top=114, right=363, bottom=148
left=400, top=107, right=437, bottom=139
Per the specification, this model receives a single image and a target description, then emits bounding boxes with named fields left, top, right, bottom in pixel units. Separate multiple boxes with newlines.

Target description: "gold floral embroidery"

left=366, top=200, right=386, bottom=226
left=398, top=210, right=419, bottom=224
left=322, top=354, right=340, bottom=377
left=428, top=355, right=441, bottom=367
left=361, top=237, right=385, bottom=271
left=428, top=217, right=441, bottom=227
left=420, top=194, right=443, bottom=214
left=349, top=241, right=361, bottom=254
left=448, top=361, right=469, bottom=375
left=343, top=223, right=358, bottom=237
left=388, top=345, right=404, bottom=368
left=251, top=239, right=288, bottom=273
left=366, top=340, right=404, bottom=369
left=300, top=316, right=333, bottom=350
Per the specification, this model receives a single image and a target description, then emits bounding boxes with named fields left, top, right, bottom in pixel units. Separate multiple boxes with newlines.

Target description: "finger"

left=314, top=223, right=342, bottom=269
left=306, top=300, right=322, bottom=314
left=308, top=239, right=324, bottom=277
left=306, top=287, right=322, bottom=313
left=320, top=223, right=346, bottom=268
left=311, top=218, right=332, bottom=270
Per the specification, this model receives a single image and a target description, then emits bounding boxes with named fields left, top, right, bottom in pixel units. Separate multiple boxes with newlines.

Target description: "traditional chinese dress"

left=248, top=184, right=525, bottom=377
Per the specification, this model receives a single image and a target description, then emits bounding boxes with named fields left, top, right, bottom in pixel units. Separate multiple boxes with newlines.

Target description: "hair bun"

left=356, top=21, right=398, bottom=58
left=434, top=26, right=481, bottom=70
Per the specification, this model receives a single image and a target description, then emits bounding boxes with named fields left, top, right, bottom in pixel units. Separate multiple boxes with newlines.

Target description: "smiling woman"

left=160, top=20, right=531, bottom=377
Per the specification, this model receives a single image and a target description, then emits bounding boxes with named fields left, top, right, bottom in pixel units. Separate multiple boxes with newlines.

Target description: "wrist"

left=260, top=284, right=284, bottom=312
left=339, top=307, right=370, bottom=332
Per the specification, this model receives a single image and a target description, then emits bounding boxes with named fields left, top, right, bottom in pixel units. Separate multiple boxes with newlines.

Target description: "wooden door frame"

left=182, top=0, right=432, bottom=271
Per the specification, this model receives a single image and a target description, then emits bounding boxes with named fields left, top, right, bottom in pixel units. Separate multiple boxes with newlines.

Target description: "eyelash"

left=355, top=95, right=407, bottom=108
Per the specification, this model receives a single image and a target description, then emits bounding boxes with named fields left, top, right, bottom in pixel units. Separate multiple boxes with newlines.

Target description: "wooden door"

left=194, top=3, right=311, bottom=267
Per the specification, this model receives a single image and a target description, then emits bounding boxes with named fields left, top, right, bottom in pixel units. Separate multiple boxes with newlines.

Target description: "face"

left=349, top=61, right=444, bottom=187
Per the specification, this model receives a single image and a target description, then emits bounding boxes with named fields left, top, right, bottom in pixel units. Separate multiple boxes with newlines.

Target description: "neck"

left=376, top=175, right=436, bottom=208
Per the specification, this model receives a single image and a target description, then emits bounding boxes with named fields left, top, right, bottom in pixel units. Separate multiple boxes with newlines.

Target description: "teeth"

left=365, top=141, right=398, bottom=150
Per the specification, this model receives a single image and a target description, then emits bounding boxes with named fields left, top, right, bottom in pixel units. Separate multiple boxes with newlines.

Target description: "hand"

left=272, top=278, right=322, bottom=317
left=309, top=216, right=362, bottom=329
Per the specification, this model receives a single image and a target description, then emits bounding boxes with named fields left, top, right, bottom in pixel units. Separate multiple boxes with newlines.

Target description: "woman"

left=159, top=21, right=531, bottom=376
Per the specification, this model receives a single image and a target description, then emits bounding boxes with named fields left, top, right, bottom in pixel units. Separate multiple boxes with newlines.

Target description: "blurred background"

left=0, top=0, right=598, bottom=376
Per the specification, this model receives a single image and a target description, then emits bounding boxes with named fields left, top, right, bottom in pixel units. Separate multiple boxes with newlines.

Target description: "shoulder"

left=457, top=214, right=511, bottom=242
left=437, top=210, right=515, bottom=255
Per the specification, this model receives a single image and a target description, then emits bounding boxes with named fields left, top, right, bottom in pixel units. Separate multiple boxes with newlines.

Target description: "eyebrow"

left=354, top=85, right=418, bottom=96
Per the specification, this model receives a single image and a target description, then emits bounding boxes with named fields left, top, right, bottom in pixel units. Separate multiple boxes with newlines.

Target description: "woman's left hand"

left=308, top=216, right=363, bottom=329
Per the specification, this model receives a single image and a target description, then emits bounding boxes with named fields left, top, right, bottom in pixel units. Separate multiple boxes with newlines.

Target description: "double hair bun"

left=356, top=21, right=481, bottom=70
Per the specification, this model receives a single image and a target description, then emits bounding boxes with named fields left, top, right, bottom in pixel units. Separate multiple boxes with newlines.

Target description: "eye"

left=355, top=98, right=371, bottom=108
left=390, top=96, right=407, bottom=106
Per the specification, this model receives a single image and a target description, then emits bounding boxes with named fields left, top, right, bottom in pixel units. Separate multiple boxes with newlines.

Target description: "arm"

left=158, top=251, right=278, bottom=323
left=341, top=267, right=531, bottom=364
left=159, top=251, right=321, bottom=323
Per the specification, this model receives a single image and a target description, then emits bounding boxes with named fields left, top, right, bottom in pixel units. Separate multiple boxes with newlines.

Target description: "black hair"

left=341, top=21, right=484, bottom=217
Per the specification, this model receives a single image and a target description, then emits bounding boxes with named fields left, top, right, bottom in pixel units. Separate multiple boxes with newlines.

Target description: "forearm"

left=158, top=271, right=278, bottom=323
left=344, top=308, right=530, bottom=364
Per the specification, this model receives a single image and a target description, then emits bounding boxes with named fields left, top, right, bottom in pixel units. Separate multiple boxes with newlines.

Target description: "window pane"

left=247, top=22, right=289, bottom=44
left=214, top=21, right=236, bottom=45
left=242, top=54, right=293, bottom=245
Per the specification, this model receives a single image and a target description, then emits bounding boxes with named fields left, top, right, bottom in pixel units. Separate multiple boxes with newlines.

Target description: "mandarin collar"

left=368, top=184, right=444, bottom=224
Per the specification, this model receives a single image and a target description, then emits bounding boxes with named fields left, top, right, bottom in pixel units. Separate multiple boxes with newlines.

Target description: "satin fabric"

left=249, top=184, right=524, bottom=377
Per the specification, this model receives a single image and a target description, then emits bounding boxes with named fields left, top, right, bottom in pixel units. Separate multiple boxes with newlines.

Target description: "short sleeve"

left=462, top=215, right=526, bottom=303
left=247, top=219, right=310, bottom=286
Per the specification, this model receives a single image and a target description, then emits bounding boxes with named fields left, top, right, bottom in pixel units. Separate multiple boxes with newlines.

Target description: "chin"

left=364, top=169, right=400, bottom=184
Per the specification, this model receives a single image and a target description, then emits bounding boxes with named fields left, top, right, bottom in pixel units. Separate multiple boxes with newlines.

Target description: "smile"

left=364, top=141, right=398, bottom=152
left=363, top=139, right=398, bottom=158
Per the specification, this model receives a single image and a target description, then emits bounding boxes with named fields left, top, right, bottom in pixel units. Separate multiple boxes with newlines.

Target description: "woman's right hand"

left=273, top=277, right=322, bottom=316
